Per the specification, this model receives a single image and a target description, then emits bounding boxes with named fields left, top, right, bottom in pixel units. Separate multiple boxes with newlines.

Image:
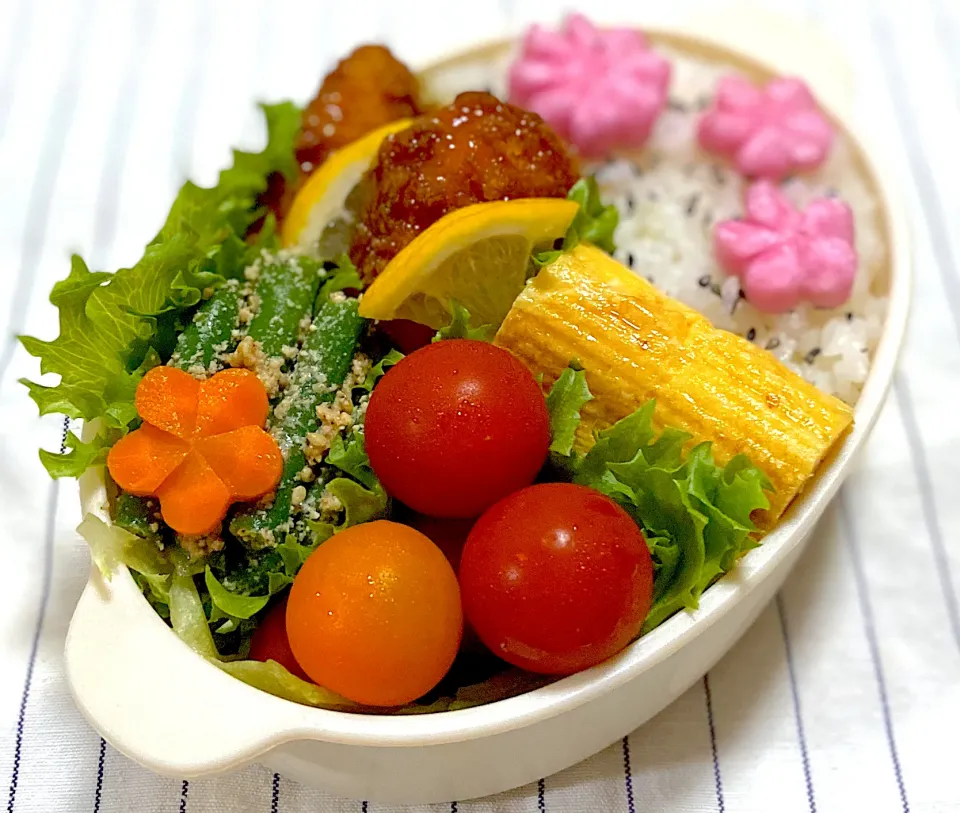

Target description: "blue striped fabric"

left=1, top=0, right=958, bottom=810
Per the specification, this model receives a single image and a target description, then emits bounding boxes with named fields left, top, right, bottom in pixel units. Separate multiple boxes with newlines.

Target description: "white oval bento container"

left=64, top=14, right=911, bottom=805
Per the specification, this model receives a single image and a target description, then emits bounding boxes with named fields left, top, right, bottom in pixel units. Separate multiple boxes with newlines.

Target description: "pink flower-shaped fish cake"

left=508, top=13, right=671, bottom=158
left=698, top=76, right=835, bottom=180
left=714, top=181, right=857, bottom=313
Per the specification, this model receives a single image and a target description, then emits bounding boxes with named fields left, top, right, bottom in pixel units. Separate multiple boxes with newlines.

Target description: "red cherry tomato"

left=248, top=598, right=311, bottom=683
left=459, top=483, right=654, bottom=675
left=380, top=319, right=436, bottom=353
left=365, top=339, right=550, bottom=518
left=405, top=513, right=474, bottom=572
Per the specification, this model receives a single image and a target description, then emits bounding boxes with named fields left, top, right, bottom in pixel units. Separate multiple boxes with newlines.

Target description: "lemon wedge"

left=357, top=199, right=580, bottom=330
left=281, top=118, right=413, bottom=250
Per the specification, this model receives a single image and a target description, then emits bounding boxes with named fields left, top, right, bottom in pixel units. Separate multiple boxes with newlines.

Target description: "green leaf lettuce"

left=547, top=373, right=774, bottom=633
left=21, top=101, right=302, bottom=477
left=534, top=176, right=619, bottom=266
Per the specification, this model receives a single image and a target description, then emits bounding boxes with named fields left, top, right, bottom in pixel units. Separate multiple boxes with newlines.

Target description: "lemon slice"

left=358, top=198, right=580, bottom=330
left=281, top=118, right=413, bottom=250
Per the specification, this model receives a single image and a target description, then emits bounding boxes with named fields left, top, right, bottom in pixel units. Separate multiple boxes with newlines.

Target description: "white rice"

left=422, top=42, right=889, bottom=404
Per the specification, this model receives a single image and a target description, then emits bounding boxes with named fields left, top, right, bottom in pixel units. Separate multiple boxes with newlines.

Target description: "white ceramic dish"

left=64, top=16, right=911, bottom=805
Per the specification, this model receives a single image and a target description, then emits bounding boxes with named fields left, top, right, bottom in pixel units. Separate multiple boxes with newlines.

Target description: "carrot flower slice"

left=196, top=368, right=270, bottom=437
left=107, top=424, right=189, bottom=495
left=195, top=426, right=284, bottom=500
left=107, top=366, right=284, bottom=537
left=135, top=367, right=201, bottom=439
left=157, top=450, right=232, bottom=536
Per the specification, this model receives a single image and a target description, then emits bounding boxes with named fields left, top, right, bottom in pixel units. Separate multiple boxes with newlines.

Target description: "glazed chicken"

left=295, top=44, right=423, bottom=173
left=261, top=44, right=423, bottom=222
left=350, top=91, right=580, bottom=281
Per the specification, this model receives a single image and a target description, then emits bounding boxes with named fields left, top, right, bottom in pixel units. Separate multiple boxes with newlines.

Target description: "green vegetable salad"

left=21, top=101, right=771, bottom=713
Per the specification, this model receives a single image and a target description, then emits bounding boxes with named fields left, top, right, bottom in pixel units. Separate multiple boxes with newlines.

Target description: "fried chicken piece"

left=259, top=45, right=422, bottom=225
left=350, top=91, right=580, bottom=281
left=296, top=44, right=422, bottom=174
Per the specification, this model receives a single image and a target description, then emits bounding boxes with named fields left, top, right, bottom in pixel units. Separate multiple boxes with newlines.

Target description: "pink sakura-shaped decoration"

left=714, top=181, right=857, bottom=313
left=698, top=76, right=835, bottom=180
left=507, top=13, right=671, bottom=158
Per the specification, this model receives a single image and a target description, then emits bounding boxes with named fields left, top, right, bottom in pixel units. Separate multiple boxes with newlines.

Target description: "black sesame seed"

left=746, top=327, right=756, bottom=341
left=846, top=311, right=854, bottom=321
left=626, top=252, right=635, bottom=268
left=698, top=274, right=711, bottom=288
left=805, top=347, right=822, bottom=364
left=647, top=275, right=655, bottom=284
left=625, top=194, right=635, bottom=214
left=765, top=338, right=781, bottom=350
left=686, top=194, right=701, bottom=216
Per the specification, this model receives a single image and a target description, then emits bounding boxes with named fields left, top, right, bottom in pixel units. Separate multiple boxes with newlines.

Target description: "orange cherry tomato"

left=286, top=521, right=463, bottom=706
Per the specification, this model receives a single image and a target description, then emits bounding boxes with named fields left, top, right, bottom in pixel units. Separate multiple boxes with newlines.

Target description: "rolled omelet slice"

left=494, top=244, right=854, bottom=530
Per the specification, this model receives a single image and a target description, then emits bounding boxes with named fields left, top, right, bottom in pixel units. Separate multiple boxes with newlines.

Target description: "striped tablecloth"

left=2, top=0, right=958, bottom=810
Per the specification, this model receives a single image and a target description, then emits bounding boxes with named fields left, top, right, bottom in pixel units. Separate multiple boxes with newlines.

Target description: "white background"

left=1, top=0, right=958, bottom=810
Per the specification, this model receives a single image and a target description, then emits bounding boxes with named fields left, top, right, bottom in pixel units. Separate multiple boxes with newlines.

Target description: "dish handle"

left=65, top=462, right=302, bottom=777
left=65, top=556, right=302, bottom=776
left=64, top=558, right=309, bottom=777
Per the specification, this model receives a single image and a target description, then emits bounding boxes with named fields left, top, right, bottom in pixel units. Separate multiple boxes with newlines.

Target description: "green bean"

left=116, top=258, right=325, bottom=547
left=114, top=280, right=245, bottom=532
left=170, top=279, right=242, bottom=372
left=247, top=256, right=324, bottom=358
left=230, top=297, right=365, bottom=547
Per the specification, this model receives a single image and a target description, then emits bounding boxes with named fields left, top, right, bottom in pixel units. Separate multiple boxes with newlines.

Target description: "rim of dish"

left=74, top=24, right=912, bottom=751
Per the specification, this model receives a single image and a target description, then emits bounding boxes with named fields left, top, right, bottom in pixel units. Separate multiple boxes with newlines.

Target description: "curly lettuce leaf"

left=39, top=430, right=111, bottom=479
left=327, top=428, right=378, bottom=490
left=305, top=476, right=389, bottom=546
left=77, top=513, right=171, bottom=580
left=168, top=562, right=219, bottom=660
left=534, top=176, right=619, bottom=266
left=356, top=349, right=404, bottom=393
left=573, top=400, right=772, bottom=631
left=326, top=477, right=388, bottom=527
left=565, top=176, right=619, bottom=254
left=204, top=566, right=269, bottom=620
left=433, top=300, right=496, bottom=342
left=21, top=101, right=302, bottom=476
left=217, top=659, right=354, bottom=709
left=318, top=254, right=363, bottom=300
left=544, top=363, right=593, bottom=457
